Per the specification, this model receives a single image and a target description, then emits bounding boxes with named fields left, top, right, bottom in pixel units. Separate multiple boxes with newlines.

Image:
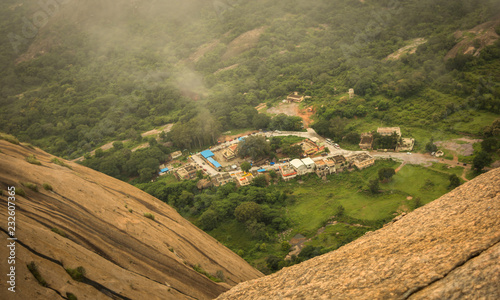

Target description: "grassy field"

left=207, top=159, right=456, bottom=272
left=281, top=160, right=452, bottom=236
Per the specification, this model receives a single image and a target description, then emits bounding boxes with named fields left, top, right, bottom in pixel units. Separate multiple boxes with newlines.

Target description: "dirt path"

left=395, top=162, right=406, bottom=173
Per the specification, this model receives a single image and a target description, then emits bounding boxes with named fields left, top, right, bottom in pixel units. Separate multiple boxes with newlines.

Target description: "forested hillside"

left=1, top=0, right=499, bottom=159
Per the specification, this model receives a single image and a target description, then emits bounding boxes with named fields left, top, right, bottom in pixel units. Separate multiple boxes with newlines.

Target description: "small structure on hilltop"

left=286, top=91, right=305, bottom=103
left=347, top=153, right=375, bottom=170
left=349, top=88, right=355, bottom=99
left=359, top=132, right=374, bottom=150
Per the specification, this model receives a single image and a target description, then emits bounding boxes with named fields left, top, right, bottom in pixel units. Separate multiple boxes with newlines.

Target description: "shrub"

left=66, top=266, right=86, bottom=281
left=66, top=293, right=78, bottom=300
left=281, top=241, right=291, bottom=252
left=27, top=262, right=48, bottom=287
left=22, top=182, right=38, bottom=192
left=193, top=264, right=222, bottom=282
left=51, top=228, right=67, bottom=238
left=143, top=213, right=155, bottom=220
left=42, top=183, right=53, bottom=191
left=16, top=188, right=26, bottom=197
left=128, top=209, right=133, bottom=213
left=0, top=133, right=20, bottom=145
left=51, top=158, right=72, bottom=170
left=26, top=155, right=41, bottom=165
left=215, top=270, right=225, bottom=282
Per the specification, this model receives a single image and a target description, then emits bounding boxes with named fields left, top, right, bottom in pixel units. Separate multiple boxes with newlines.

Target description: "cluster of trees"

left=80, top=138, right=170, bottom=182
left=139, top=179, right=292, bottom=245
left=372, top=133, right=400, bottom=150
left=473, top=118, right=499, bottom=172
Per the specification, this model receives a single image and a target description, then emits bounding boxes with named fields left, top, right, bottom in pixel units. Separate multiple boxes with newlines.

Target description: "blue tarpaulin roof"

left=160, top=168, right=169, bottom=173
left=200, top=150, right=215, bottom=158
left=238, top=137, right=246, bottom=141
left=207, top=157, right=221, bottom=168
left=257, top=169, right=266, bottom=172
left=270, top=162, right=275, bottom=165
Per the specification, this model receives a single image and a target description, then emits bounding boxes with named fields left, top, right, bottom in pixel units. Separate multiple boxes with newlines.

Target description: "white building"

left=301, top=157, right=316, bottom=171
left=290, top=159, right=307, bottom=175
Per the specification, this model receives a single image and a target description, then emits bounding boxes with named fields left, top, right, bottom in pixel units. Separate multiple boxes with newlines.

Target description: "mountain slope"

left=0, top=139, right=262, bottom=300
left=217, top=167, right=500, bottom=299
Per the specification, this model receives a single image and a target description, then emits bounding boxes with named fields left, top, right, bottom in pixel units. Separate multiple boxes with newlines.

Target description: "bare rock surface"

left=0, top=140, right=262, bottom=300
left=217, top=168, right=500, bottom=300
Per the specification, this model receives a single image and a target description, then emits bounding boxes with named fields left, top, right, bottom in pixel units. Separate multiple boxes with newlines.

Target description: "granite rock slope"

left=217, top=168, right=500, bottom=300
left=0, top=140, right=262, bottom=300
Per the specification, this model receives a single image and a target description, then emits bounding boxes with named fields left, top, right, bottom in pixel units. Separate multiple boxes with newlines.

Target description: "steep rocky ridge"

left=0, top=140, right=262, bottom=300
left=217, top=168, right=500, bottom=299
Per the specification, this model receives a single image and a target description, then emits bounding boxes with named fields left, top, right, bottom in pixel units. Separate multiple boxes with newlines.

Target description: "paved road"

left=187, top=128, right=471, bottom=179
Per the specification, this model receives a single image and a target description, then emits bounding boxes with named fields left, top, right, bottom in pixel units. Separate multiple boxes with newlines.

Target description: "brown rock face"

left=0, top=140, right=262, bottom=300
left=217, top=168, right=500, bottom=300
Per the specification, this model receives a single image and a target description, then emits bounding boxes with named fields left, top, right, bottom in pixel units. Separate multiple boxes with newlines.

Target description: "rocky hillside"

left=217, top=168, right=500, bottom=299
left=0, top=138, right=262, bottom=300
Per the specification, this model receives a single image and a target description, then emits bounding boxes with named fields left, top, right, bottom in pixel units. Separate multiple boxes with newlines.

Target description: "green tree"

left=139, top=167, right=155, bottom=182
left=448, top=174, right=460, bottom=189
left=234, top=201, right=262, bottom=223
left=95, top=148, right=104, bottom=158
left=473, top=151, right=492, bottom=172
left=252, top=175, right=267, bottom=187
left=368, top=179, right=380, bottom=194
left=199, top=209, right=218, bottom=231
left=281, top=241, right=291, bottom=252
left=237, top=136, right=270, bottom=160
left=378, top=167, right=396, bottom=181
left=113, top=141, right=124, bottom=150
left=241, top=161, right=251, bottom=173
left=425, top=140, right=438, bottom=153
left=344, top=132, right=360, bottom=144
left=481, top=138, right=498, bottom=153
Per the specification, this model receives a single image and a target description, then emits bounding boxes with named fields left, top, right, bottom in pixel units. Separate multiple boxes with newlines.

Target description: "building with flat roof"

left=331, top=155, right=347, bottom=171
left=235, top=173, right=254, bottom=186
left=280, top=165, right=297, bottom=181
left=397, top=138, right=415, bottom=152
left=347, top=153, right=375, bottom=170
left=170, top=151, right=182, bottom=159
left=359, top=133, right=373, bottom=150
left=212, top=173, right=234, bottom=186
left=301, top=157, right=316, bottom=170
left=314, top=158, right=336, bottom=177
left=286, top=91, right=305, bottom=103
left=175, top=164, right=200, bottom=180
left=290, top=159, right=307, bottom=175
left=377, top=127, right=401, bottom=137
